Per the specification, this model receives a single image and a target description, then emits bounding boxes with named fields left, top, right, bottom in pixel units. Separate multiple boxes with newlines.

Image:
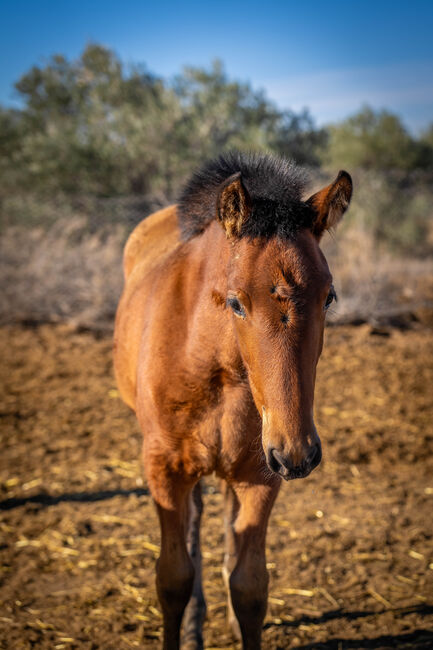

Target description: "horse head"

left=216, top=168, right=352, bottom=479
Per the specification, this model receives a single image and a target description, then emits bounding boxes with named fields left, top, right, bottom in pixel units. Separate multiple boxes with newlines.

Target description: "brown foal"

left=114, top=152, right=352, bottom=649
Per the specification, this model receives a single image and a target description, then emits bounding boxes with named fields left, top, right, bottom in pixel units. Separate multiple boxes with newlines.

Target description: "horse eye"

left=324, top=286, right=337, bottom=311
left=227, top=296, right=246, bottom=319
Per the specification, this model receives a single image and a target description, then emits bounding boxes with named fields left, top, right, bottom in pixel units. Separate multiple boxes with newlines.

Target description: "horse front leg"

left=222, top=481, right=241, bottom=639
left=227, top=480, right=280, bottom=650
left=151, top=469, right=195, bottom=650
left=182, top=481, right=206, bottom=650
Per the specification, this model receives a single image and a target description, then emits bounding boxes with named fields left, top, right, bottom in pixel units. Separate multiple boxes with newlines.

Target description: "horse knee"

left=156, top=555, right=195, bottom=615
left=229, top=565, right=268, bottom=624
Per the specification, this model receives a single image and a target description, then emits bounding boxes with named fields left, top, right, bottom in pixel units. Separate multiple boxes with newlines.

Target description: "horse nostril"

left=307, top=443, right=322, bottom=469
left=267, top=447, right=281, bottom=473
left=268, top=448, right=291, bottom=477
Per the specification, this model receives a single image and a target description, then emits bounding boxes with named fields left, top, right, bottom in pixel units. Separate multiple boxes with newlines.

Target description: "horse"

left=113, top=151, right=352, bottom=650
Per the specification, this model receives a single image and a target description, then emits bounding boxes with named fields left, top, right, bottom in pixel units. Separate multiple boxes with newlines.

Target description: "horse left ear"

left=217, top=172, right=252, bottom=238
left=306, top=171, right=353, bottom=240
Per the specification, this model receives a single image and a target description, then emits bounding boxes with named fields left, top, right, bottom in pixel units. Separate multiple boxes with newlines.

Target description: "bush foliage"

left=0, top=44, right=432, bottom=256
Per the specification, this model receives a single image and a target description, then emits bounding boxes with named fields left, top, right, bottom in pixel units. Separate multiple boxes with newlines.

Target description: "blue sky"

left=1, top=0, right=432, bottom=132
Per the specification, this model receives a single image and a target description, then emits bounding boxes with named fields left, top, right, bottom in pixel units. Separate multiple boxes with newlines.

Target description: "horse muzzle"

left=266, top=441, right=322, bottom=480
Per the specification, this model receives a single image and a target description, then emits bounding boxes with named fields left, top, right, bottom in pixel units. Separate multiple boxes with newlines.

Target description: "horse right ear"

left=216, top=172, right=252, bottom=238
left=306, top=171, right=352, bottom=240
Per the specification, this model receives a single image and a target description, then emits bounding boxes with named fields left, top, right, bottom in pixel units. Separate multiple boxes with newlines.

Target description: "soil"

left=0, top=323, right=432, bottom=649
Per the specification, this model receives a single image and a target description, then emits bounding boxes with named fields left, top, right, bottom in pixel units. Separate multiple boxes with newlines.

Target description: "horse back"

left=123, top=205, right=179, bottom=279
left=114, top=205, right=180, bottom=410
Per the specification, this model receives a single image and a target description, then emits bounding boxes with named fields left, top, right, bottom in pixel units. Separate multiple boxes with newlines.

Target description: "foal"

left=114, top=152, right=352, bottom=649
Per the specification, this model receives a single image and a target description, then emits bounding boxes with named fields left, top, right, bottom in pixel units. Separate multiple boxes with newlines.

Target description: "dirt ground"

left=0, top=323, right=432, bottom=649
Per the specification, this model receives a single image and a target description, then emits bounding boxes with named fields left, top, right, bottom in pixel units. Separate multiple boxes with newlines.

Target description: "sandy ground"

left=0, top=323, right=432, bottom=649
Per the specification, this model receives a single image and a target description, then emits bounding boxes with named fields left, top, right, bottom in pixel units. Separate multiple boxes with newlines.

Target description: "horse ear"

left=217, top=172, right=252, bottom=238
left=306, top=171, right=352, bottom=239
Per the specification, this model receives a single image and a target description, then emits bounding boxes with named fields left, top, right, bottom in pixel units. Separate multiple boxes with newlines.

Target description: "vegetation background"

left=1, top=44, right=432, bottom=330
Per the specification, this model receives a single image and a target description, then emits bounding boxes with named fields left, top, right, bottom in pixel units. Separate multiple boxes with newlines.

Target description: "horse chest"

left=138, top=375, right=260, bottom=479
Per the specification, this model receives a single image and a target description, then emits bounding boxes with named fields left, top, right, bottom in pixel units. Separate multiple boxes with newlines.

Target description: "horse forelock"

left=177, top=151, right=314, bottom=241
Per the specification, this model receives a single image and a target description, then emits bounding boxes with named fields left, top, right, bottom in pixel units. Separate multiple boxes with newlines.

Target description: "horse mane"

left=177, top=151, right=314, bottom=241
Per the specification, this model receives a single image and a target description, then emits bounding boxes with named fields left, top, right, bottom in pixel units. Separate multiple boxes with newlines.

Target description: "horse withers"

left=114, top=152, right=352, bottom=650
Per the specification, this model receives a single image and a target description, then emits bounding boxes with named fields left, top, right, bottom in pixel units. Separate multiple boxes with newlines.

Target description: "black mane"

left=177, top=151, right=314, bottom=241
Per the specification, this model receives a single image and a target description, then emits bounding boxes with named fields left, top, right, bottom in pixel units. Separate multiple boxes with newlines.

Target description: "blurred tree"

left=2, top=47, right=431, bottom=208
left=173, top=61, right=325, bottom=167
left=7, top=45, right=172, bottom=195
left=0, top=108, right=27, bottom=195
left=418, top=123, right=433, bottom=167
left=0, top=47, right=326, bottom=198
left=322, top=106, right=432, bottom=171
left=268, top=108, right=327, bottom=166
left=174, top=60, right=277, bottom=155
left=1, top=48, right=432, bottom=257
left=421, top=123, right=433, bottom=147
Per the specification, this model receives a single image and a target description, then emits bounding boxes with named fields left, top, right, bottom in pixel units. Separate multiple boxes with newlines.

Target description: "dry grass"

left=1, top=214, right=432, bottom=332
left=322, top=226, right=433, bottom=325
left=0, top=217, right=125, bottom=331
